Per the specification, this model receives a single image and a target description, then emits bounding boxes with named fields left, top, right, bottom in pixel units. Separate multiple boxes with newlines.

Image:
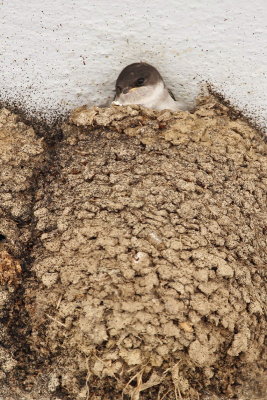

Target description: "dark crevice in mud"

left=0, top=102, right=67, bottom=396
left=54, top=387, right=73, bottom=400
left=1, top=287, right=51, bottom=396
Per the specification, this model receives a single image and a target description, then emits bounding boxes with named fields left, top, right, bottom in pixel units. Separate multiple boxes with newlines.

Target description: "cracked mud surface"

left=0, top=98, right=266, bottom=399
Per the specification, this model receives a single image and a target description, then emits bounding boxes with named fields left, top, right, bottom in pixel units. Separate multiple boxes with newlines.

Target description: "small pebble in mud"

left=132, top=251, right=151, bottom=272
left=147, top=231, right=165, bottom=250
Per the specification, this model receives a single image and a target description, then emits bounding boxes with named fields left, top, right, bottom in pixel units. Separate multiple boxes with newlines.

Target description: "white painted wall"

left=0, top=0, right=266, bottom=130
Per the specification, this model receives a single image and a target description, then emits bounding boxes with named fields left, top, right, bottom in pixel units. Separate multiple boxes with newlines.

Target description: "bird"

left=112, top=62, right=189, bottom=112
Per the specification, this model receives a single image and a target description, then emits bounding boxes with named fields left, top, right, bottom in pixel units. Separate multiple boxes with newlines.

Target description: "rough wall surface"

left=0, top=1, right=266, bottom=131
left=0, top=99, right=266, bottom=399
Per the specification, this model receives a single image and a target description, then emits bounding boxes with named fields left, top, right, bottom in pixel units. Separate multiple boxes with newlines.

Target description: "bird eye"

left=135, top=78, right=145, bottom=87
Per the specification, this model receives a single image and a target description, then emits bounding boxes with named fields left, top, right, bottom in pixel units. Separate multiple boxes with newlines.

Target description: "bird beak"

left=122, top=87, right=138, bottom=94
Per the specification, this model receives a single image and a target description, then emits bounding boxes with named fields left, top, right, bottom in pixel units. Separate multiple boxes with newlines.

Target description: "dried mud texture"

left=0, top=108, right=45, bottom=399
left=0, top=108, right=45, bottom=255
left=0, top=98, right=267, bottom=400
left=0, top=250, right=22, bottom=286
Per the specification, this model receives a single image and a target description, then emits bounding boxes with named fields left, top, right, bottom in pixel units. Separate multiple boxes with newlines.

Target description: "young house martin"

left=113, top=62, right=188, bottom=111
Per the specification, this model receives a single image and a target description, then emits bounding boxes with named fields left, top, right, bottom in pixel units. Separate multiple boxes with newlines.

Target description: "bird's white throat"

left=114, top=81, right=187, bottom=112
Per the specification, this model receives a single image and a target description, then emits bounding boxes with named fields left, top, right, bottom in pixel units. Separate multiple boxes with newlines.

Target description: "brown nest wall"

left=0, top=97, right=266, bottom=399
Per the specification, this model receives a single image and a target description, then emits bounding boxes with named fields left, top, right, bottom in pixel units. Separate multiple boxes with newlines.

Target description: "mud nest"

left=0, top=97, right=266, bottom=400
